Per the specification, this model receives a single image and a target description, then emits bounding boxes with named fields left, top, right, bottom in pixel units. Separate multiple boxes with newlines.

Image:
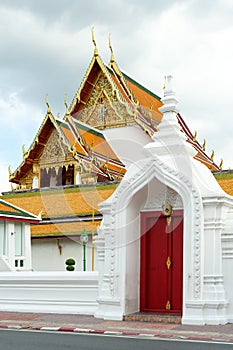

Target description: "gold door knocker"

left=162, top=204, right=173, bottom=226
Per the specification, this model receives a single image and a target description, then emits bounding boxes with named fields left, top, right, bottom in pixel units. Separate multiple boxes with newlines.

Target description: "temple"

left=8, top=34, right=221, bottom=191
left=1, top=32, right=233, bottom=324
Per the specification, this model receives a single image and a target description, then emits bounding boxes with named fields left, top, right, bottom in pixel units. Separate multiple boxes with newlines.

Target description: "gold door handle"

left=166, top=256, right=171, bottom=270
left=166, top=300, right=171, bottom=310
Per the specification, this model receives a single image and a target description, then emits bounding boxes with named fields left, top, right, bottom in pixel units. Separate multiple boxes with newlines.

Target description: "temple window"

left=62, top=165, right=74, bottom=186
left=49, top=168, right=57, bottom=187
left=14, top=222, right=24, bottom=256
left=40, top=165, right=75, bottom=188
left=40, top=168, right=50, bottom=188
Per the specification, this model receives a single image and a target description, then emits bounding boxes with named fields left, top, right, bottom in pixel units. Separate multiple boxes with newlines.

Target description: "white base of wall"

left=0, top=271, right=99, bottom=315
left=182, top=300, right=229, bottom=325
left=95, top=297, right=123, bottom=320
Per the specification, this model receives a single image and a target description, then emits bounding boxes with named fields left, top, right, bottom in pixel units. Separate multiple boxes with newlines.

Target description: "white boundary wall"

left=0, top=271, right=98, bottom=314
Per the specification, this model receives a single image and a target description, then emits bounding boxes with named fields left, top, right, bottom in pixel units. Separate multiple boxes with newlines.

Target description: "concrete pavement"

left=0, top=312, right=233, bottom=343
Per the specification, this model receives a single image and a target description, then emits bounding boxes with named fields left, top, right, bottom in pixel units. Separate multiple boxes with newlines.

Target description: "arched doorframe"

left=95, top=155, right=204, bottom=322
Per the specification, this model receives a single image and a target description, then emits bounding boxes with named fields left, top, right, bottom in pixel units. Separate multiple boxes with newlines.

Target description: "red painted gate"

left=140, top=210, right=183, bottom=313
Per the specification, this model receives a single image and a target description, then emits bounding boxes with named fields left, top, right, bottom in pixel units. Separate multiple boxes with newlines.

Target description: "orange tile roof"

left=2, top=185, right=117, bottom=219
left=127, top=80, right=162, bottom=116
left=73, top=120, right=121, bottom=162
left=0, top=198, right=39, bottom=221
left=60, top=123, right=88, bottom=158
left=217, top=178, right=233, bottom=196
left=31, top=220, right=100, bottom=237
left=108, top=67, right=162, bottom=123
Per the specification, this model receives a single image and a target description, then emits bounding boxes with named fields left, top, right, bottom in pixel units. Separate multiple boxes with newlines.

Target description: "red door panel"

left=145, top=216, right=169, bottom=310
left=140, top=211, right=183, bottom=313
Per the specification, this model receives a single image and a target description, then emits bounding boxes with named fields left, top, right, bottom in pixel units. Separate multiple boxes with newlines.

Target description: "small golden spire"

left=193, top=130, right=197, bottom=142
left=72, top=141, right=77, bottom=153
left=108, top=34, right=115, bottom=64
left=219, top=159, right=223, bottom=170
left=210, top=149, right=215, bottom=161
left=64, top=93, right=69, bottom=116
left=92, top=26, right=98, bottom=57
left=45, top=93, right=51, bottom=114
left=8, top=165, right=12, bottom=176
left=202, top=139, right=206, bottom=151
left=22, top=144, right=26, bottom=157
left=163, top=76, right=167, bottom=90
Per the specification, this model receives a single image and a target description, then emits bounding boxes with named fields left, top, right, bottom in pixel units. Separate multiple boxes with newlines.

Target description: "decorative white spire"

left=145, top=75, right=197, bottom=159
left=159, top=75, right=179, bottom=116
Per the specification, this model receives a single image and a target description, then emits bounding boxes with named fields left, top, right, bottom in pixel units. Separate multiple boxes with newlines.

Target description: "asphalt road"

left=0, top=329, right=232, bottom=350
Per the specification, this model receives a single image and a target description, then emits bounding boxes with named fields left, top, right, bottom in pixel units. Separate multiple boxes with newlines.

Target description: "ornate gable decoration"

left=40, top=130, right=68, bottom=167
left=77, top=73, right=132, bottom=128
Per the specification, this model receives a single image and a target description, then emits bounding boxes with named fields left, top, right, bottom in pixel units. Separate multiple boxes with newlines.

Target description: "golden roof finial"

left=22, top=144, right=27, bottom=157
left=219, top=159, right=223, bottom=170
left=64, top=93, right=69, bottom=116
left=193, top=130, right=197, bottom=142
left=45, top=93, right=51, bottom=114
left=108, top=33, right=115, bottom=64
left=8, top=165, right=12, bottom=176
left=210, top=149, right=215, bottom=161
left=163, top=76, right=167, bottom=90
left=202, top=139, right=206, bottom=151
left=92, top=26, right=98, bottom=57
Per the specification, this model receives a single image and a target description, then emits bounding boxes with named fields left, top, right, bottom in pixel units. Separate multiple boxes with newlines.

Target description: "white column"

left=24, top=223, right=32, bottom=270
left=7, top=221, right=16, bottom=271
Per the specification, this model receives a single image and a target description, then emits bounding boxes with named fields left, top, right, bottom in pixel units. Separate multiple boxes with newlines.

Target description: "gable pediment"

left=40, top=129, right=69, bottom=167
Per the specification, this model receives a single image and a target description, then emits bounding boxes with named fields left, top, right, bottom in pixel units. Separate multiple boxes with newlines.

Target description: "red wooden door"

left=140, top=211, right=183, bottom=313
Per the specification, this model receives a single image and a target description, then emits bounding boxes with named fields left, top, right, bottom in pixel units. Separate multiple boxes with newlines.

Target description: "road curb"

left=0, top=324, right=233, bottom=343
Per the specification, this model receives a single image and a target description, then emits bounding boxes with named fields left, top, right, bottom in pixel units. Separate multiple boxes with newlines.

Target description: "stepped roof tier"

left=3, top=34, right=228, bottom=241
left=8, top=37, right=221, bottom=192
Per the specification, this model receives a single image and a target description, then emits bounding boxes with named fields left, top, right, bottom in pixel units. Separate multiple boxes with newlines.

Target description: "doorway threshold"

left=123, top=312, right=181, bottom=324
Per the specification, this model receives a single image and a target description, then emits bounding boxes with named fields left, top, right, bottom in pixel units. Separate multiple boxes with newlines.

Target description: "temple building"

left=1, top=33, right=233, bottom=324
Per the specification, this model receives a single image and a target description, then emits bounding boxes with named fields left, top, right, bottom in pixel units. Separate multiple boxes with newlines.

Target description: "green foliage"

left=65, top=258, right=76, bottom=266
left=66, top=265, right=75, bottom=271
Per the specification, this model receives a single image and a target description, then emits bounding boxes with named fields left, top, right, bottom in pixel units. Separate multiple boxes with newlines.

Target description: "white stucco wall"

left=0, top=271, right=98, bottom=315
left=102, top=124, right=151, bottom=168
left=32, top=237, right=97, bottom=272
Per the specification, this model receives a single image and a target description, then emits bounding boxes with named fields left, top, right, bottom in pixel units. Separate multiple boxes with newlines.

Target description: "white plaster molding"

left=0, top=271, right=99, bottom=315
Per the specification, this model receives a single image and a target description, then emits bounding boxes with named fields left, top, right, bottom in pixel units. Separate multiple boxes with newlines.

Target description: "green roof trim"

left=122, top=71, right=161, bottom=101
left=106, top=66, right=161, bottom=102
left=1, top=183, right=119, bottom=199
left=214, top=171, right=233, bottom=180
left=74, top=120, right=105, bottom=139
left=0, top=199, right=38, bottom=219
left=57, top=119, right=70, bottom=129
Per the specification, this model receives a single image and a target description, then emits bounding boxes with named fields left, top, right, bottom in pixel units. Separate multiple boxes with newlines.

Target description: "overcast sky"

left=0, top=0, right=232, bottom=193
